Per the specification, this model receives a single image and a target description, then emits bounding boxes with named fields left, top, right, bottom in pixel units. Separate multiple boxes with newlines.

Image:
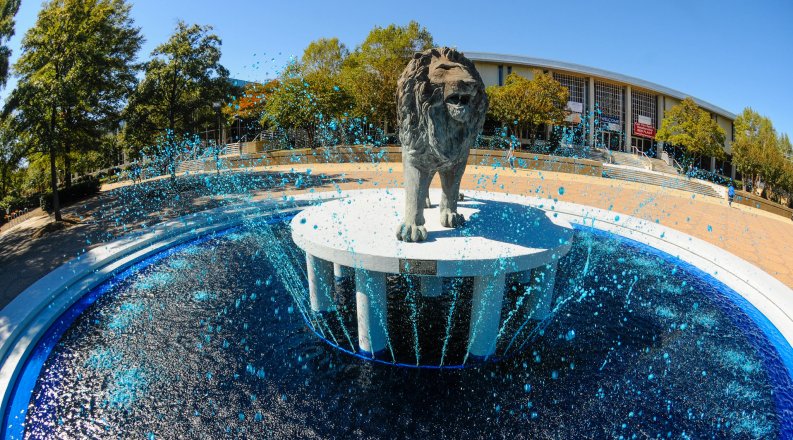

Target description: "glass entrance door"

left=632, top=137, right=655, bottom=157
left=601, top=131, right=622, bottom=151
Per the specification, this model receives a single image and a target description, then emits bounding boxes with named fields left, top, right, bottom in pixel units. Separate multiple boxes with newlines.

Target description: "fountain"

left=1, top=48, right=793, bottom=438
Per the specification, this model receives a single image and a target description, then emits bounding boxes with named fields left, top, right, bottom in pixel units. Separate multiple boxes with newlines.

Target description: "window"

left=507, top=66, right=512, bottom=75
left=553, top=72, right=586, bottom=109
left=594, top=81, right=624, bottom=125
left=631, top=89, right=657, bottom=128
left=498, top=65, right=503, bottom=86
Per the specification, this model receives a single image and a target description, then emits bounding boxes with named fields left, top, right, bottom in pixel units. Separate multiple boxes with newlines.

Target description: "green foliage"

left=123, top=21, right=232, bottom=164
left=656, top=97, right=725, bottom=162
left=0, top=117, right=26, bottom=199
left=486, top=71, right=569, bottom=144
left=223, top=80, right=279, bottom=125
left=9, top=0, right=142, bottom=219
left=732, top=107, right=793, bottom=198
left=39, top=174, right=100, bottom=211
left=0, top=0, right=20, bottom=87
left=301, top=37, right=348, bottom=76
left=263, top=69, right=353, bottom=146
left=340, top=21, right=433, bottom=132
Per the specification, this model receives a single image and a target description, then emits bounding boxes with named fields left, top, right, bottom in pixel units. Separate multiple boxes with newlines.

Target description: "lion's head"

left=397, top=47, right=488, bottom=169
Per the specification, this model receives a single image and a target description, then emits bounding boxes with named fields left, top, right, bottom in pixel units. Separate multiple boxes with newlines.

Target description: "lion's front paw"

left=440, top=209, right=465, bottom=228
left=396, top=222, right=428, bottom=242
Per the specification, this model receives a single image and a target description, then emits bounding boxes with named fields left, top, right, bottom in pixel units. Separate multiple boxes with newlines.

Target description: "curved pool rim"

left=2, top=189, right=793, bottom=436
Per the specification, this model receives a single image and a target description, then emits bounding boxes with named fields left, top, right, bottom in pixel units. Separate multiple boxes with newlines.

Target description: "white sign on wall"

left=638, top=115, right=652, bottom=125
left=566, top=101, right=583, bottom=113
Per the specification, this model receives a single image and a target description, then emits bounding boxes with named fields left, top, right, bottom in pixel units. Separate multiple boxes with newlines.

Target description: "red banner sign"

left=633, top=122, right=656, bottom=138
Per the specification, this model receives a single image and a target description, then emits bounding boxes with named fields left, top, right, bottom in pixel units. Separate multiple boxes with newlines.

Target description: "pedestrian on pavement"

left=728, top=182, right=735, bottom=207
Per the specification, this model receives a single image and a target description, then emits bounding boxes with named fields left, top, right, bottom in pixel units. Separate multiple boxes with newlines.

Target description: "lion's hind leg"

left=439, top=160, right=466, bottom=228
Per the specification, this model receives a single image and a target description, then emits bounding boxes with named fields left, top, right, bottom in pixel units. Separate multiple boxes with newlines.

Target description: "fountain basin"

left=1, top=189, right=793, bottom=437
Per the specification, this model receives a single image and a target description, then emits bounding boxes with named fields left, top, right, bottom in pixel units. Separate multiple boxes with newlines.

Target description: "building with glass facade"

left=467, top=52, right=737, bottom=177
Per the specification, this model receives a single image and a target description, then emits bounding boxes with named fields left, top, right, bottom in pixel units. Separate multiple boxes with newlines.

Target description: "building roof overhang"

left=465, top=52, right=737, bottom=120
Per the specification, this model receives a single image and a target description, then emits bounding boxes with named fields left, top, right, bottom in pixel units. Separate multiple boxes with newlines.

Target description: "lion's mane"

left=396, top=47, right=488, bottom=170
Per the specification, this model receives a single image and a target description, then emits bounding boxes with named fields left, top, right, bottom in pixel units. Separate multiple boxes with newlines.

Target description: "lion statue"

left=395, top=47, right=488, bottom=242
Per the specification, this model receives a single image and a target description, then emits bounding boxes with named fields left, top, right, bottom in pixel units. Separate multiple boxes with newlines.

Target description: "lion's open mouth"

left=445, top=92, right=473, bottom=122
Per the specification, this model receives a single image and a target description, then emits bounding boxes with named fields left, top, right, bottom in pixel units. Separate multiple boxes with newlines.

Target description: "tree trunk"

left=49, top=145, right=62, bottom=222
left=1, top=163, right=7, bottom=199
left=49, top=105, right=62, bottom=221
left=64, top=142, right=72, bottom=189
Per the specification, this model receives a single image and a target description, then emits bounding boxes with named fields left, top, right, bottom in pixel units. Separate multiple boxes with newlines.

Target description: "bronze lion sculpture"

left=395, top=47, right=488, bottom=242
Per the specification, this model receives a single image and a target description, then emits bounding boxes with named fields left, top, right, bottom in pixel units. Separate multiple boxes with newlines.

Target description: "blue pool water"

left=3, top=217, right=792, bottom=439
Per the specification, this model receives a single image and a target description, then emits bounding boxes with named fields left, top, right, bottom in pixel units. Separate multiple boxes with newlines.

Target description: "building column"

left=731, top=164, right=736, bottom=180
left=624, top=85, right=632, bottom=153
left=656, top=95, right=664, bottom=158
left=588, top=77, right=595, bottom=148
left=710, top=157, right=717, bottom=173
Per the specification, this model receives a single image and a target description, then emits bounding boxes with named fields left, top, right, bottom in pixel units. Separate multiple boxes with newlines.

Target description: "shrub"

left=39, top=176, right=101, bottom=212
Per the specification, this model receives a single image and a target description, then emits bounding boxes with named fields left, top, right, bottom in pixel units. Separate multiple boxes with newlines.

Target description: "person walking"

left=728, top=182, right=735, bottom=207
left=506, top=146, right=516, bottom=171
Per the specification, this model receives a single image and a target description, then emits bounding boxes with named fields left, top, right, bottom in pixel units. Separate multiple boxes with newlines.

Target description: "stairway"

left=175, top=158, right=206, bottom=174
left=602, top=164, right=725, bottom=199
left=648, top=158, right=681, bottom=175
left=609, top=151, right=652, bottom=170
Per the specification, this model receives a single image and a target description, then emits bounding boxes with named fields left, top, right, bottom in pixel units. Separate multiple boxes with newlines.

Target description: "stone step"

left=603, top=164, right=723, bottom=199
left=648, top=158, right=681, bottom=175
left=609, top=151, right=651, bottom=169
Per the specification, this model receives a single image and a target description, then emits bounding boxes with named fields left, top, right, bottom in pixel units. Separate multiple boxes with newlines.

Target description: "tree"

left=341, top=21, right=433, bottom=133
left=124, top=21, right=232, bottom=176
left=0, top=0, right=20, bottom=88
left=0, top=117, right=26, bottom=199
left=10, top=0, right=142, bottom=221
left=301, top=37, right=348, bottom=76
left=656, top=97, right=725, bottom=167
left=486, top=71, right=569, bottom=146
left=732, top=108, right=778, bottom=193
left=263, top=70, right=353, bottom=147
left=222, top=80, right=279, bottom=140
left=224, top=80, right=279, bottom=121
left=779, top=133, right=792, bottom=159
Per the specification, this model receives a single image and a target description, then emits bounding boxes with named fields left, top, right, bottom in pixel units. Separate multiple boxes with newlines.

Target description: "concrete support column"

left=710, top=157, right=717, bottom=173
left=624, top=85, right=632, bottom=153
left=525, top=262, right=559, bottom=321
left=588, top=77, right=595, bottom=148
left=731, top=164, right=736, bottom=180
left=420, top=276, right=443, bottom=297
left=467, top=273, right=506, bottom=360
left=307, top=254, right=335, bottom=313
left=355, top=269, right=388, bottom=357
left=333, top=262, right=353, bottom=280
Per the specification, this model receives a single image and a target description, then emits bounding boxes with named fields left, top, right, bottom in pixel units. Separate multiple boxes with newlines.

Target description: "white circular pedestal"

left=290, top=189, right=574, bottom=361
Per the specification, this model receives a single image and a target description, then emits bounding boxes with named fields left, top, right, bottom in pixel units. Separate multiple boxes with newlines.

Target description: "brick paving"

left=1, top=161, right=791, bottom=309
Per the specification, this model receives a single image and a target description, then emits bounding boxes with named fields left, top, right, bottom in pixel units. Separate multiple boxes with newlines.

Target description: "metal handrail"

left=672, top=158, right=684, bottom=174
left=631, top=145, right=653, bottom=170
left=660, top=149, right=685, bottom=174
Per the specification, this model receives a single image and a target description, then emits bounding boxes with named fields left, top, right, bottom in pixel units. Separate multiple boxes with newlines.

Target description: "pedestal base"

left=291, top=189, right=574, bottom=367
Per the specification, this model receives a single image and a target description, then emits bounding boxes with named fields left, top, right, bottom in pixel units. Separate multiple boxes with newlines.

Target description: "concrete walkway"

left=1, top=161, right=792, bottom=310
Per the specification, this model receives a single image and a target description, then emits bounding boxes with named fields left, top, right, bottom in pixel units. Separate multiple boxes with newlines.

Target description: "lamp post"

left=212, top=102, right=222, bottom=174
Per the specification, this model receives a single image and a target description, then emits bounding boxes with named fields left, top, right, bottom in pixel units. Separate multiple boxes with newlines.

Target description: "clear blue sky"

left=4, top=0, right=792, bottom=137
